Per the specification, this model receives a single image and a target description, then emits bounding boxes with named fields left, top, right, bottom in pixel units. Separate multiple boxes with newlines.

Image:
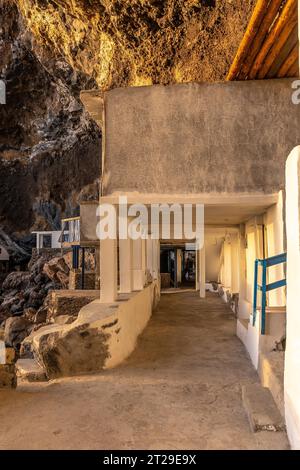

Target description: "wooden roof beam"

left=249, top=0, right=297, bottom=79
left=226, top=0, right=270, bottom=81
left=285, top=57, right=299, bottom=77
left=238, top=0, right=283, bottom=80
left=257, top=5, right=297, bottom=78
left=277, top=42, right=299, bottom=77
left=266, top=23, right=298, bottom=77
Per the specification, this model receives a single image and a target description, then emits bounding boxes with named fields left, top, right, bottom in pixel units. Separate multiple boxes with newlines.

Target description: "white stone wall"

left=285, top=146, right=300, bottom=449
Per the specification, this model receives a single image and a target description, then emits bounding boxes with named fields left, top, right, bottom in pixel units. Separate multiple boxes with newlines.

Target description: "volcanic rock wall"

left=0, top=0, right=255, bottom=244
left=0, top=0, right=101, bottom=241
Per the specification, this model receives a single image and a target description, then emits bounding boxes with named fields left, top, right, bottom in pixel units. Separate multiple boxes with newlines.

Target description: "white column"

left=230, top=233, right=240, bottom=293
left=157, top=241, right=161, bottom=294
left=100, top=238, right=118, bottom=303
left=199, top=244, right=206, bottom=298
left=141, top=238, right=146, bottom=285
left=177, top=249, right=182, bottom=284
left=152, top=240, right=159, bottom=280
left=119, top=238, right=133, bottom=293
left=147, top=238, right=153, bottom=276
left=298, top=1, right=300, bottom=77
left=133, top=238, right=144, bottom=290
left=195, top=249, right=199, bottom=290
left=237, top=226, right=247, bottom=317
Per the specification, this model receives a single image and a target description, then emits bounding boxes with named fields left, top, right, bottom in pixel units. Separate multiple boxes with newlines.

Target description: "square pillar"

left=177, top=249, right=182, bottom=285
left=141, top=238, right=146, bottom=285
left=133, top=238, right=144, bottom=291
left=199, top=244, right=206, bottom=298
left=147, top=238, right=153, bottom=275
left=119, top=238, right=133, bottom=294
left=100, top=238, right=118, bottom=303
left=152, top=240, right=159, bottom=280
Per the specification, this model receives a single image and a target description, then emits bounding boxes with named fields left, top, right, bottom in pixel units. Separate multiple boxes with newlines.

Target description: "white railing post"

left=119, top=237, right=133, bottom=294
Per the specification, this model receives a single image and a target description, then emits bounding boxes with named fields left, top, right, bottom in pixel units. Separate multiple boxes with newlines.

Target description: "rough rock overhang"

left=227, top=0, right=299, bottom=80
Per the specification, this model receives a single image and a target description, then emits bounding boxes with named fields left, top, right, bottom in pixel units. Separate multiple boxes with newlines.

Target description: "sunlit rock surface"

left=0, top=0, right=255, bottom=235
left=17, top=0, right=255, bottom=88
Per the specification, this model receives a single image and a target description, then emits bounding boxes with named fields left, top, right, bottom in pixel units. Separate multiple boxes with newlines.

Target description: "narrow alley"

left=0, top=292, right=289, bottom=450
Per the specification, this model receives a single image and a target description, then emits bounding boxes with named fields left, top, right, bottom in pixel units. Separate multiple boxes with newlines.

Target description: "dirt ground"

left=0, top=291, right=289, bottom=450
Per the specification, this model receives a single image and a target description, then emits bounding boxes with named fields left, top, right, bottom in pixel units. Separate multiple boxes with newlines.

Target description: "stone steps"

left=258, top=351, right=285, bottom=417
left=242, top=383, right=285, bottom=432
left=16, top=359, right=48, bottom=383
left=242, top=383, right=289, bottom=449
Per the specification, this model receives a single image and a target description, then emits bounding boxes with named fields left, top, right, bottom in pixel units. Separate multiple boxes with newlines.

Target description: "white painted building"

left=32, top=231, right=62, bottom=253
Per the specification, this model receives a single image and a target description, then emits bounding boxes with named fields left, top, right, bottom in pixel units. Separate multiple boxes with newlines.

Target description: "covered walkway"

left=0, top=292, right=289, bottom=449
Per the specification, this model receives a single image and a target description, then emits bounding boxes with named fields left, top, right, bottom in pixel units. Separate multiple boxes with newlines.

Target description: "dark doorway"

left=160, top=245, right=196, bottom=290
left=181, top=250, right=196, bottom=288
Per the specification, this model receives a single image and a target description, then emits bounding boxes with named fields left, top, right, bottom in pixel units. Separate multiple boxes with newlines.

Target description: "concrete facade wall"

left=285, top=146, right=300, bottom=449
left=80, top=202, right=99, bottom=246
left=103, top=79, right=300, bottom=196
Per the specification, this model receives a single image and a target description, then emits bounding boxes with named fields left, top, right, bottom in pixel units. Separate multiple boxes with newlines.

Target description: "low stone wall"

left=0, top=344, right=16, bottom=388
left=69, top=269, right=97, bottom=290
left=47, top=290, right=100, bottom=318
left=22, top=280, right=160, bottom=378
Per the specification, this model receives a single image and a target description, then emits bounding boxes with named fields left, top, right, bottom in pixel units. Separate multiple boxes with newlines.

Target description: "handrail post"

left=253, top=259, right=259, bottom=326
left=252, top=253, right=286, bottom=335
left=261, top=260, right=267, bottom=335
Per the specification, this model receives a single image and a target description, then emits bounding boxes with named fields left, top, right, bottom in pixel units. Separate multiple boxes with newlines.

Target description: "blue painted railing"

left=252, top=253, right=287, bottom=335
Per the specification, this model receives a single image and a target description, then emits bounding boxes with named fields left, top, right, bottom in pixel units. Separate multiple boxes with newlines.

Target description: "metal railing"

left=252, top=253, right=287, bottom=335
left=60, top=217, right=80, bottom=245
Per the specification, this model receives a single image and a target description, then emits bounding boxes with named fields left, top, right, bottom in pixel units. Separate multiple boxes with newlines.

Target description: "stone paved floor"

left=0, top=292, right=289, bottom=449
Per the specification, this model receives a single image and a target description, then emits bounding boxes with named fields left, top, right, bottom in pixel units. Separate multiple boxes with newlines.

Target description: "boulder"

left=2, top=272, right=31, bottom=291
left=43, top=257, right=70, bottom=283
left=42, top=263, right=57, bottom=282
left=0, top=364, right=17, bottom=388
left=23, top=322, right=111, bottom=379
left=0, top=252, right=74, bottom=352
left=4, top=317, right=33, bottom=350
left=44, top=281, right=58, bottom=292
left=33, top=272, right=48, bottom=286
left=46, top=290, right=99, bottom=319
left=16, top=359, right=48, bottom=382
left=29, top=256, right=46, bottom=275
left=0, top=294, right=20, bottom=314
left=56, top=270, right=69, bottom=289
left=53, top=315, right=77, bottom=325
left=23, top=307, right=37, bottom=321
left=56, top=258, right=70, bottom=275
left=34, top=306, right=48, bottom=324
left=10, top=298, right=25, bottom=315
left=0, top=292, right=24, bottom=320
left=27, top=288, right=44, bottom=309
